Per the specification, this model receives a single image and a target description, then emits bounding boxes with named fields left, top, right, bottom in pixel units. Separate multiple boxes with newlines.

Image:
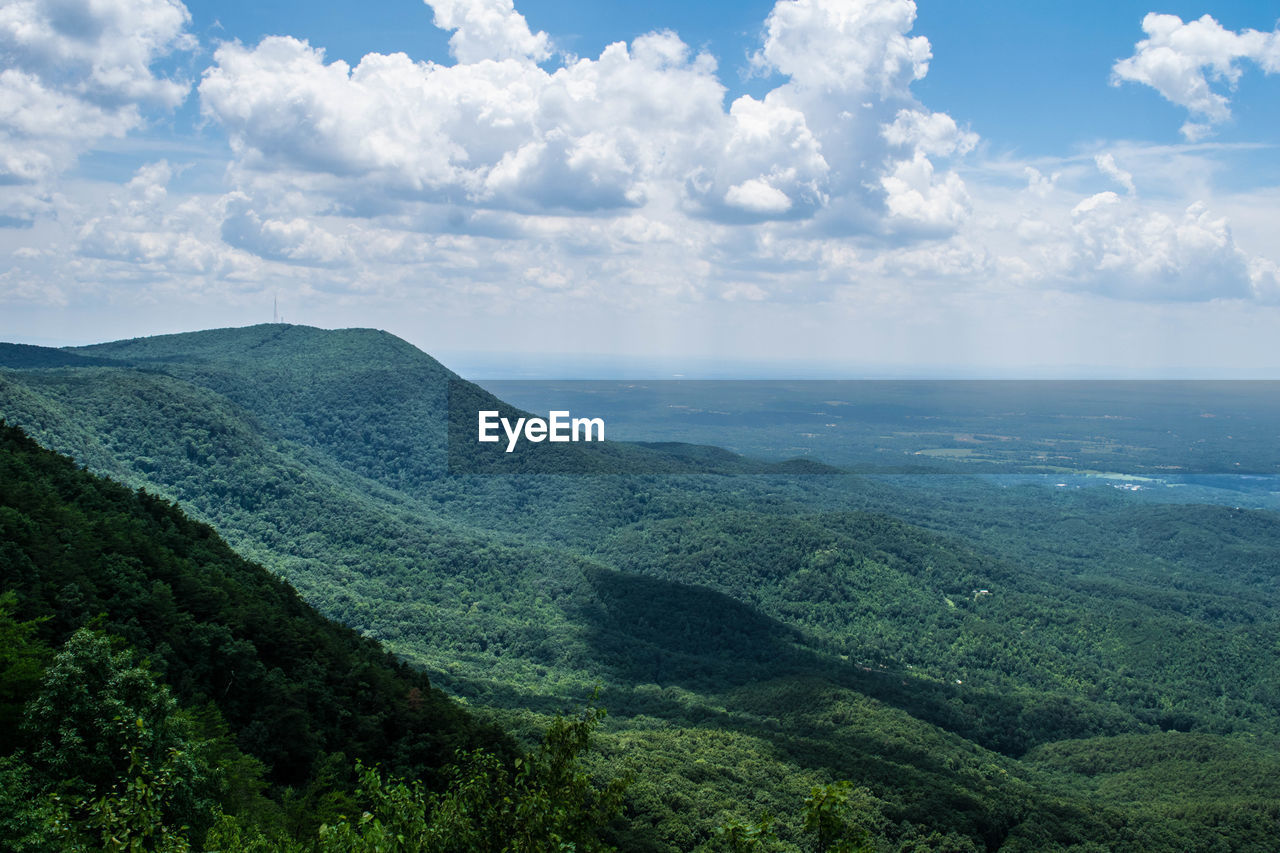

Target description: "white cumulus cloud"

left=200, top=31, right=733, bottom=215
left=725, top=178, right=793, bottom=214
left=425, top=0, right=550, bottom=64
left=1094, top=152, right=1135, bottom=195
left=0, top=0, right=194, bottom=224
left=883, top=109, right=976, bottom=157
left=75, top=162, right=256, bottom=278
left=1249, top=256, right=1280, bottom=303
left=1112, top=13, right=1280, bottom=140
left=1062, top=192, right=1252, bottom=300
left=220, top=192, right=353, bottom=268
left=880, top=152, right=970, bottom=233
left=199, top=0, right=974, bottom=239
left=752, top=0, right=931, bottom=96
left=1023, top=166, right=1059, bottom=199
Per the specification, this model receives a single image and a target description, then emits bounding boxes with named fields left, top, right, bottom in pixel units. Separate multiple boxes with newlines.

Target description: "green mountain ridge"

left=4, top=324, right=1280, bottom=850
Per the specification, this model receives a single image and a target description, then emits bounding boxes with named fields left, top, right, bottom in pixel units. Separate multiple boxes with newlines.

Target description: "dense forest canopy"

left=3, top=325, right=1279, bottom=851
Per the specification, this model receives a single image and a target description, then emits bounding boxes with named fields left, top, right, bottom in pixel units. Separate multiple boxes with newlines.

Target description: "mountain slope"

left=4, top=325, right=1280, bottom=850
left=0, top=419, right=508, bottom=788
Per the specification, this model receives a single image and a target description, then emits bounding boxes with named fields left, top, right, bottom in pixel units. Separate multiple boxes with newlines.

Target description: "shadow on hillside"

left=571, top=565, right=1137, bottom=759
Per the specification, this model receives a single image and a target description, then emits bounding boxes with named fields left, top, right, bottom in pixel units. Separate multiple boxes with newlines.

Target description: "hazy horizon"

left=8, top=322, right=1280, bottom=380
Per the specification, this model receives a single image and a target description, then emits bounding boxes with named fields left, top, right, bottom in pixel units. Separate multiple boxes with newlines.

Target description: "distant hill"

left=0, top=342, right=127, bottom=370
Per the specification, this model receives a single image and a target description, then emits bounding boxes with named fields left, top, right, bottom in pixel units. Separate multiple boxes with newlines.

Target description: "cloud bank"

left=2, top=0, right=1279, bottom=349
left=197, top=0, right=971, bottom=236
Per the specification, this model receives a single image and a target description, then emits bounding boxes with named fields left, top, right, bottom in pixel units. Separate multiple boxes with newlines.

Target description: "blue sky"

left=2, top=0, right=1279, bottom=375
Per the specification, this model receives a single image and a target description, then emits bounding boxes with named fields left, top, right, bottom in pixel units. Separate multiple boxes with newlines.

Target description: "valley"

left=2, top=325, right=1279, bottom=851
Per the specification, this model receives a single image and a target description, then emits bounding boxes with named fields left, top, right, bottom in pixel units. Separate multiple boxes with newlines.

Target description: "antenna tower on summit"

left=273, top=293, right=279, bottom=324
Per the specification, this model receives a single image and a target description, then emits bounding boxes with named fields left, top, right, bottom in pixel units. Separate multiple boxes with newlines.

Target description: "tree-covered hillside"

left=0, top=421, right=638, bottom=851
left=0, top=418, right=509, bottom=781
left=3, top=325, right=1280, bottom=850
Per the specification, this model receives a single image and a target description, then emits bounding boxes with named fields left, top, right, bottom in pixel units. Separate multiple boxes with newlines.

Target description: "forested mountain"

left=3, top=324, right=1279, bottom=850
left=0, top=419, right=506, bottom=782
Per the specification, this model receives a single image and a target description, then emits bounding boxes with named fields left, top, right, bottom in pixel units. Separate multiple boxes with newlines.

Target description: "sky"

left=1, top=0, right=1279, bottom=376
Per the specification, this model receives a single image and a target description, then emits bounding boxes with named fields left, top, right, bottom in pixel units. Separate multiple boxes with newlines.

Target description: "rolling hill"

left=4, top=324, right=1280, bottom=850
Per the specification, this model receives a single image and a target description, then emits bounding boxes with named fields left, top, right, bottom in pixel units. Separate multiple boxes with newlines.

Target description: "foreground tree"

left=18, top=629, right=220, bottom=851
left=202, top=702, right=627, bottom=852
